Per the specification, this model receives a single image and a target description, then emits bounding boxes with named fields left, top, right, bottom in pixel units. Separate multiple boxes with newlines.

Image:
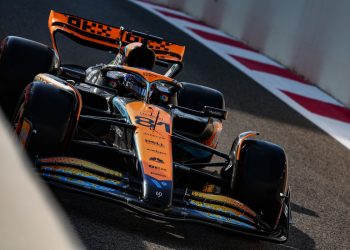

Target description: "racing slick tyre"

left=0, top=36, right=57, bottom=119
left=177, top=82, right=225, bottom=111
left=232, top=139, right=288, bottom=228
left=13, top=79, right=79, bottom=158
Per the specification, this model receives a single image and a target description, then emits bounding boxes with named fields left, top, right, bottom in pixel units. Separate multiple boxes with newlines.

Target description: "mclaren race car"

left=0, top=11, right=291, bottom=243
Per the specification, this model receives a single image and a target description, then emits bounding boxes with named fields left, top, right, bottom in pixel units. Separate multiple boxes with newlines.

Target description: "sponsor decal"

left=145, top=139, right=165, bottom=148
left=150, top=171, right=166, bottom=178
left=149, top=157, right=164, bottom=164
left=146, top=148, right=166, bottom=155
left=143, top=131, right=165, bottom=139
left=149, top=164, right=166, bottom=172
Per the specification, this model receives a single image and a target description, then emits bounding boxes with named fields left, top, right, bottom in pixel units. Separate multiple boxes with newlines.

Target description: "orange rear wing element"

left=48, top=10, right=185, bottom=62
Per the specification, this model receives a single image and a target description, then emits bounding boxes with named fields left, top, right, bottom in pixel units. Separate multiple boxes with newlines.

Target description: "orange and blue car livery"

left=12, top=10, right=291, bottom=244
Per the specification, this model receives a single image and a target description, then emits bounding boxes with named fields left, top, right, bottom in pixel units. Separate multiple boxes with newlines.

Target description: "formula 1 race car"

left=0, top=11, right=290, bottom=243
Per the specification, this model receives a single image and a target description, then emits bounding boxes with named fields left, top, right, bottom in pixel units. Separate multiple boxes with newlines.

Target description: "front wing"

left=36, top=156, right=290, bottom=243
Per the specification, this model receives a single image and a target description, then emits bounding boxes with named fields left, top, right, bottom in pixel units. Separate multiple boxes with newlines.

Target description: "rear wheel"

left=14, top=80, right=79, bottom=158
left=174, top=83, right=225, bottom=163
left=232, top=139, right=288, bottom=228
left=177, top=82, right=224, bottom=111
left=0, top=36, right=57, bottom=119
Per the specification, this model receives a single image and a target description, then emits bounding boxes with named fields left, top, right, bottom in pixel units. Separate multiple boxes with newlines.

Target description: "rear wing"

left=48, top=10, right=185, bottom=63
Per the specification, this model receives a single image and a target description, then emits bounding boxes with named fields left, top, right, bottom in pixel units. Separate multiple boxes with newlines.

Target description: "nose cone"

left=124, top=101, right=174, bottom=209
left=143, top=174, right=173, bottom=209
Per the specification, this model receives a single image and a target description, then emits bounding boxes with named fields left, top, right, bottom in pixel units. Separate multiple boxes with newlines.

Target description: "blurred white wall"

left=0, top=112, right=82, bottom=250
left=151, top=0, right=350, bottom=107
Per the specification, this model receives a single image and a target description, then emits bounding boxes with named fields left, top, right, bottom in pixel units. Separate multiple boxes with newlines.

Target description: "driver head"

left=120, top=42, right=156, bottom=70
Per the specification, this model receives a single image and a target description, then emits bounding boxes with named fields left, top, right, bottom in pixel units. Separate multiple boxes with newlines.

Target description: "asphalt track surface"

left=1, top=0, right=350, bottom=249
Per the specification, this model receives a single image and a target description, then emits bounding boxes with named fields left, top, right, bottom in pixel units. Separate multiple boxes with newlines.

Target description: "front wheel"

left=14, top=79, right=80, bottom=158
left=232, top=139, right=288, bottom=229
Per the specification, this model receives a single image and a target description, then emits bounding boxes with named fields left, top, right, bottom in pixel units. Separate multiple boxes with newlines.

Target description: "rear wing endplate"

left=48, top=10, right=185, bottom=63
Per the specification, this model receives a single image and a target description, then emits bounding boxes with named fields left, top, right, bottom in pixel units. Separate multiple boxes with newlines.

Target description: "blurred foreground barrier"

left=0, top=111, right=82, bottom=250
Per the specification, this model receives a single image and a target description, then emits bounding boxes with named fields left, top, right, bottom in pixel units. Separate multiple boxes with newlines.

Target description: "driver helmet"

left=120, top=42, right=156, bottom=70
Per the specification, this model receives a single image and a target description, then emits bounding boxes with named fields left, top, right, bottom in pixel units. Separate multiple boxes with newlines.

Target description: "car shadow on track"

left=52, top=188, right=315, bottom=250
left=291, top=202, right=319, bottom=218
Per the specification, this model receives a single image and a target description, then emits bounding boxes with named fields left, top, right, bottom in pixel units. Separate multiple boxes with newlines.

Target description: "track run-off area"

left=0, top=0, right=349, bottom=249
